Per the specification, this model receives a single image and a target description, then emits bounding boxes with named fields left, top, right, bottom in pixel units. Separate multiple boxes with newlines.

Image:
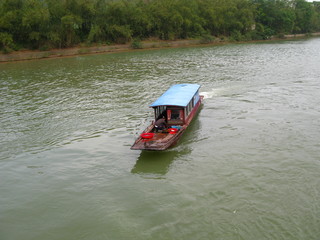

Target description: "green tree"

left=1, top=0, right=320, bottom=51
left=21, top=0, right=50, bottom=49
left=78, top=0, right=96, bottom=41
left=0, top=0, right=24, bottom=48
left=176, top=0, right=205, bottom=38
left=61, top=14, right=82, bottom=47
left=45, top=0, right=66, bottom=48
left=147, top=0, right=187, bottom=40
left=106, top=24, right=132, bottom=44
left=294, top=0, right=313, bottom=33
left=311, top=2, right=320, bottom=32
left=254, top=0, right=295, bottom=35
left=0, top=32, right=14, bottom=52
left=126, top=1, right=152, bottom=39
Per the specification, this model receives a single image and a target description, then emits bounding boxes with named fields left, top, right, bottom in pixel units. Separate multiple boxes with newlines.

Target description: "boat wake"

left=201, top=89, right=217, bottom=99
left=201, top=87, right=234, bottom=99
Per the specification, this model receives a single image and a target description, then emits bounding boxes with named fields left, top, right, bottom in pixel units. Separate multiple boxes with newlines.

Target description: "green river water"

left=1, top=38, right=320, bottom=240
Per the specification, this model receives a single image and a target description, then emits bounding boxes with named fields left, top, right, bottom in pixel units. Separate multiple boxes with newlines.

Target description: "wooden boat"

left=131, top=84, right=203, bottom=151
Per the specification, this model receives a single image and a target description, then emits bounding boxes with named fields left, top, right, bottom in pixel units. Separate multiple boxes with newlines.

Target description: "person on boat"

left=154, top=116, right=167, bottom=132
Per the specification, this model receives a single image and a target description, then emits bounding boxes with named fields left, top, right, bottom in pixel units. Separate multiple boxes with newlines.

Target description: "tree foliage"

left=0, top=0, right=320, bottom=51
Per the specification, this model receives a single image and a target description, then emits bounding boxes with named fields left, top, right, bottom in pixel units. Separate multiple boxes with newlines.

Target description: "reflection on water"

left=132, top=150, right=178, bottom=176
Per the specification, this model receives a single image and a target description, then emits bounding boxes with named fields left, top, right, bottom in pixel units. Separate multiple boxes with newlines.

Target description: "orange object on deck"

left=168, top=128, right=178, bottom=134
left=141, top=133, right=154, bottom=139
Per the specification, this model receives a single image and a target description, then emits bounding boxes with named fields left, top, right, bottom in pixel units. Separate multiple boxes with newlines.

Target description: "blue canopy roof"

left=150, top=84, right=200, bottom=107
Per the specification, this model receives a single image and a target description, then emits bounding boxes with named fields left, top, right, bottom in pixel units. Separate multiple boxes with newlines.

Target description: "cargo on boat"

left=131, top=84, right=203, bottom=151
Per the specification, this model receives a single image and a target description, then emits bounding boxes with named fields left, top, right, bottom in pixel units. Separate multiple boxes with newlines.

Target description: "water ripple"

left=1, top=38, right=320, bottom=240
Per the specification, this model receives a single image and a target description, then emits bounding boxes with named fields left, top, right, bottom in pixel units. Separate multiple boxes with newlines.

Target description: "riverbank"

left=0, top=39, right=200, bottom=63
left=1, top=33, right=320, bottom=63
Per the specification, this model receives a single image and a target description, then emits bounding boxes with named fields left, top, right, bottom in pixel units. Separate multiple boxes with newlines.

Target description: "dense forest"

left=1, top=0, right=320, bottom=52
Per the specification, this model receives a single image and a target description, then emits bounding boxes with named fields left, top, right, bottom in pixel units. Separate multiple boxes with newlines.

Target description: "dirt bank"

left=0, top=39, right=203, bottom=63
left=1, top=33, right=319, bottom=63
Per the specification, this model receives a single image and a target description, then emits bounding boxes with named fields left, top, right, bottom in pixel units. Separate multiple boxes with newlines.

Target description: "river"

left=1, top=38, right=320, bottom=240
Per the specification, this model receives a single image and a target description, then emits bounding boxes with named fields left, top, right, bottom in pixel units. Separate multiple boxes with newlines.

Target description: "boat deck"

left=131, top=131, right=183, bottom=150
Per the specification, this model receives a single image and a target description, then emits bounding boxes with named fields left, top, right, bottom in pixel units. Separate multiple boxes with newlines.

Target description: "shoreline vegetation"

left=2, top=0, right=320, bottom=62
left=1, top=33, right=320, bottom=63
